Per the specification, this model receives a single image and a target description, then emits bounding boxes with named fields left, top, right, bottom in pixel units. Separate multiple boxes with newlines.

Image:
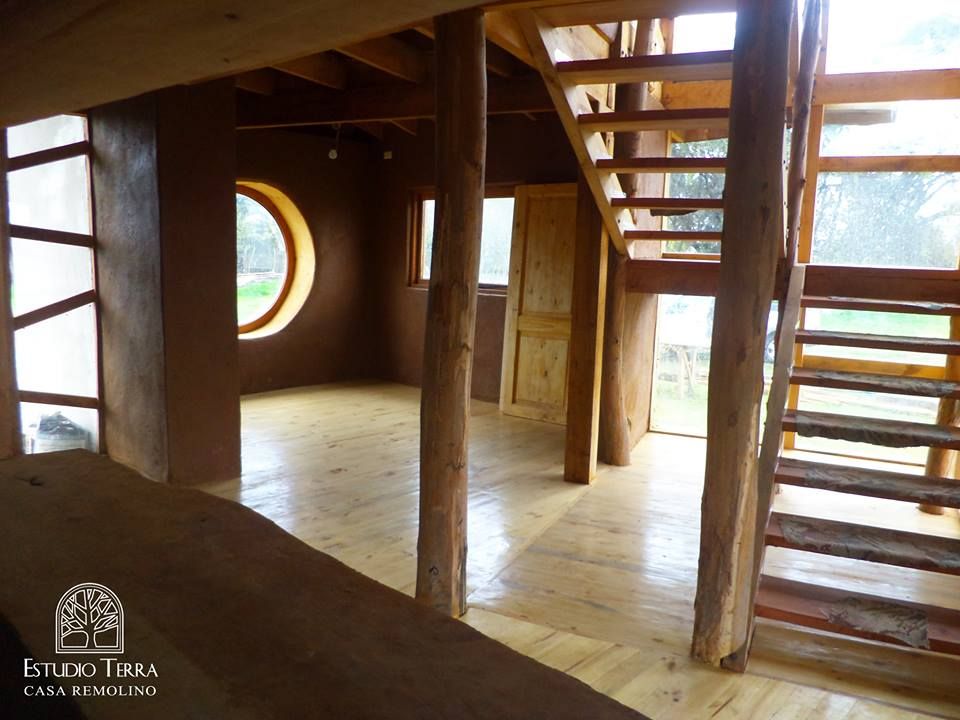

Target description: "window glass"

left=810, top=172, right=960, bottom=268
left=6, top=115, right=86, bottom=158
left=826, top=0, right=960, bottom=75
left=236, top=193, right=289, bottom=328
left=8, top=156, right=91, bottom=234
left=663, top=139, right=726, bottom=255
left=420, top=197, right=515, bottom=286
left=21, top=403, right=98, bottom=455
left=672, top=13, right=737, bottom=53
left=11, top=239, right=94, bottom=316
left=821, top=102, right=960, bottom=157
left=15, top=303, right=99, bottom=398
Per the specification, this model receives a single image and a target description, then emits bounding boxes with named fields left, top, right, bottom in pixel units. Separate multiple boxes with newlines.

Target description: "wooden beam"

left=18, top=390, right=99, bottom=410
left=12, top=289, right=98, bottom=331
left=6, top=141, right=89, bottom=172
left=0, top=132, right=20, bottom=458
left=8, top=225, right=95, bottom=248
left=416, top=8, right=486, bottom=617
left=234, top=69, right=277, bottom=95
left=625, top=258, right=719, bottom=295
left=485, top=11, right=535, bottom=67
left=273, top=52, right=347, bottom=89
left=814, top=68, right=960, bottom=105
left=564, top=174, right=608, bottom=484
left=339, top=36, right=428, bottom=83
left=819, top=155, right=960, bottom=173
left=691, top=0, right=791, bottom=667
left=536, top=0, right=737, bottom=26
left=236, top=74, right=551, bottom=128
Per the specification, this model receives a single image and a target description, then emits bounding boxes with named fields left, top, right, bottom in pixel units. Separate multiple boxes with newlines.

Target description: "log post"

left=691, top=0, right=792, bottom=666
left=0, top=132, right=20, bottom=458
left=564, top=174, right=609, bottom=484
left=415, top=8, right=486, bottom=616
left=921, top=312, right=960, bottom=515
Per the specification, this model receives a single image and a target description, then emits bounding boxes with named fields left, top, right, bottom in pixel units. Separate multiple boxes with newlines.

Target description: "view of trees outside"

left=236, top=193, right=288, bottom=327
left=663, top=138, right=726, bottom=254
left=420, top=197, right=515, bottom=286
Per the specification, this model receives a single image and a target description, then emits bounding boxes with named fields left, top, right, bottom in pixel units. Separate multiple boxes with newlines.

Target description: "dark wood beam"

left=416, top=8, right=486, bottom=617
left=234, top=69, right=278, bottom=95
left=236, top=74, right=551, bottom=129
left=0, top=133, right=20, bottom=458
left=338, top=36, right=429, bottom=83
left=272, top=52, right=347, bottom=89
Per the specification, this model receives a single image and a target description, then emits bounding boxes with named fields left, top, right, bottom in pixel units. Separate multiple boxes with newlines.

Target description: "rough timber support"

left=691, top=0, right=792, bottom=666
left=415, top=8, right=486, bottom=616
left=0, top=133, right=20, bottom=458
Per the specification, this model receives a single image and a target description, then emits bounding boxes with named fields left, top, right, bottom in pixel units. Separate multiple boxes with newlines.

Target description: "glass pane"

left=810, top=172, right=960, bottom=268
left=420, top=197, right=514, bottom=286
left=236, top=193, right=289, bottom=327
left=8, top=156, right=92, bottom=234
left=826, top=0, right=960, bottom=75
left=672, top=13, right=737, bottom=53
left=821, top=102, right=960, bottom=157
left=15, top=303, right=98, bottom=397
left=11, top=238, right=94, bottom=316
left=794, top=386, right=935, bottom=465
left=7, top=115, right=86, bottom=158
left=479, top=197, right=514, bottom=286
left=21, top=403, right=98, bottom=455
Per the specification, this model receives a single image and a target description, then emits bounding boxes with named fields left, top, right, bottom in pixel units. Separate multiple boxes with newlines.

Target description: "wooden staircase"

left=516, top=7, right=735, bottom=257
left=750, top=280, right=960, bottom=659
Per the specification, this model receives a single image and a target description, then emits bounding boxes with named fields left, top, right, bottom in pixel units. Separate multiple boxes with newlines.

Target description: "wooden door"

left=500, top=184, right=578, bottom=424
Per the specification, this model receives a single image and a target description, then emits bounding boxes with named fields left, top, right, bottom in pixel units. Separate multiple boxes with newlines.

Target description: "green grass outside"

left=237, top=277, right=283, bottom=326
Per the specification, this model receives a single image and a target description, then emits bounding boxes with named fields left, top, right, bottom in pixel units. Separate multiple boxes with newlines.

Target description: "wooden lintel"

left=234, top=69, right=278, bottom=95
left=338, top=36, right=429, bottom=83
left=273, top=52, right=347, bottom=89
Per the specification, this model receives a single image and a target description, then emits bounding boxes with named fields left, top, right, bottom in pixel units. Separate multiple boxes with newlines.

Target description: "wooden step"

left=610, top=197, right=723, bottom=211
left=557, top=50, right=734, bottom=84
left=802, top=296, right=960, bottom=316
left=624, top=230, right=722, bottom=242
left=782, top=410, right=960, bottom=449
left=596, top=156, right=726, bottom=174
left=579, top=108, right=729, bottom=133
left=795, top=329, right=960, bottom=356
left=766, top=512, right=960, bottom=575
left=790, top=368, right=960, bottom=398
left=776, top=457, right=960, bottom=509
left=756, top=575, right=960, bottom=654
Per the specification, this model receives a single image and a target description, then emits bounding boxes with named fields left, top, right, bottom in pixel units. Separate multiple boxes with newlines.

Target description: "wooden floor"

left=201, top=382, right=960, bottom=719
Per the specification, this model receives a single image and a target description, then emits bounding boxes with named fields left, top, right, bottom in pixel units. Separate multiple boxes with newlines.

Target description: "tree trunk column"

left=416, top=8, right=486, bottom=616
left=0, top=132, right=20, bottom=458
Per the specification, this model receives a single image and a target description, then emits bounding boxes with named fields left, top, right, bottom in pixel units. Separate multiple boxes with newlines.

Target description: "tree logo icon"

left=55, top=583, right=124, bottom=654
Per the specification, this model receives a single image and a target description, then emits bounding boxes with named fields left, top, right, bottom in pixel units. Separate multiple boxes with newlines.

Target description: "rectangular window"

left=414, top=193, right=515, bottom=288
left=663, top=138, right=727, bottom=257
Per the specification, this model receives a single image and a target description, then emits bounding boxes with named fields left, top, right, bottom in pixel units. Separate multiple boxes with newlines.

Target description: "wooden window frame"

left=409, top=184, right=516, bottom=294
left=236, top=185, right=297, bottom=335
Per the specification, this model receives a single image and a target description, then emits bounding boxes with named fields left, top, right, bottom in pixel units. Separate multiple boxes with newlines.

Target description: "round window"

left=235, top=187, right=295, bottom=333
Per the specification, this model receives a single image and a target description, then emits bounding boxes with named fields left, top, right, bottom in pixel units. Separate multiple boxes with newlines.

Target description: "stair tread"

left=802, top=296, right=960, bottom=316
left=624, top=230, right=722, bottom=241
left=766, top=511, right=960, bottom=575
left=596, top=156, right=727, bottom=173
left=776, top=457, right=960, bottom=509
left=790, top=367, right=960, bottom=398
left=756, top=574, right=960, bottom=653
left=782, top=410, right=960, bottom=449
left=557, top=50, right=733, bottom=84
left=579, top=108, right=730, bottom=132
left=796, top=329, right=960, bottom=355
left=611, top=197, right=723, bottom=210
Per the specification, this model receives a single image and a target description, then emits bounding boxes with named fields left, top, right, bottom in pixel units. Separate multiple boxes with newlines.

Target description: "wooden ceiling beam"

left=273, top=52, right=347, bottom=89
left=236, top=74, right=552, bottom=129
left=234, top=69, right=278, bottom=95
left=535, top=0, right=737, bottom=27
left=338, top=36, right=429, bottom=83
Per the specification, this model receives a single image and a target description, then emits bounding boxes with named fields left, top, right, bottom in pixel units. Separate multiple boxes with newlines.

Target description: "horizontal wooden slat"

left=516, top=313, right=571, bottom=337
left=756, top=575, right=960, bottom=654
left=766, top=512, right=960, bottom=575
left=6, top=141, right=89, bottom=172
left=800, top=355, right=944, bottom=380
left=557, top=50, right=733, bottom=85
left=12, top=290, right=97, bottom=331
left=579, top=108, right=729, bottom=132
left=804, top=266, right=960, bottom=304
left=775, top=457, right=960, bottom=509
left=819, top=155, right=960, bottom=173
left=790, top=368, right=960, bottom=398
left=815, top=68, right=960, bottom=105
left=9, top=224, right=95, bottom=248
left=536, top=0, right=738, bottom=26
left=596, top=156, right=726, bottom=173
left=625, top=230, right=722, bottom=241
left=783, top=410, right=960, bottom=449
left=796, top=329, right=960, bottom=356
left=18, top=390, right=99, bottom=410
left=625, top=259, right=719, bottom=296
left=611, top=197, right=722, bottom=210
left=802, top=296, right=960, bottom=316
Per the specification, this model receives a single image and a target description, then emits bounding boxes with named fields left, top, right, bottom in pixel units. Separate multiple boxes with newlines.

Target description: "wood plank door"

left=500, top=183, right=578, bottom=424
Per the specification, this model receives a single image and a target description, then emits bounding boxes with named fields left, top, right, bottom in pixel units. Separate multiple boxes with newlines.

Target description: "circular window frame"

left=235, top=185, right=297, bottom=334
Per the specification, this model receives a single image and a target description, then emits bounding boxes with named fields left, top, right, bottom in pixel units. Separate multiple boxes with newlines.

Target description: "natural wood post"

left=0, top=132, right=21, bottom=459
left=921, top=312, right=960, bottom=515
left=415, top=7, right=486, bottom=616
left=564, top=174, right=608, bottom=484
left=691, top=0, right=792, bottom=666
